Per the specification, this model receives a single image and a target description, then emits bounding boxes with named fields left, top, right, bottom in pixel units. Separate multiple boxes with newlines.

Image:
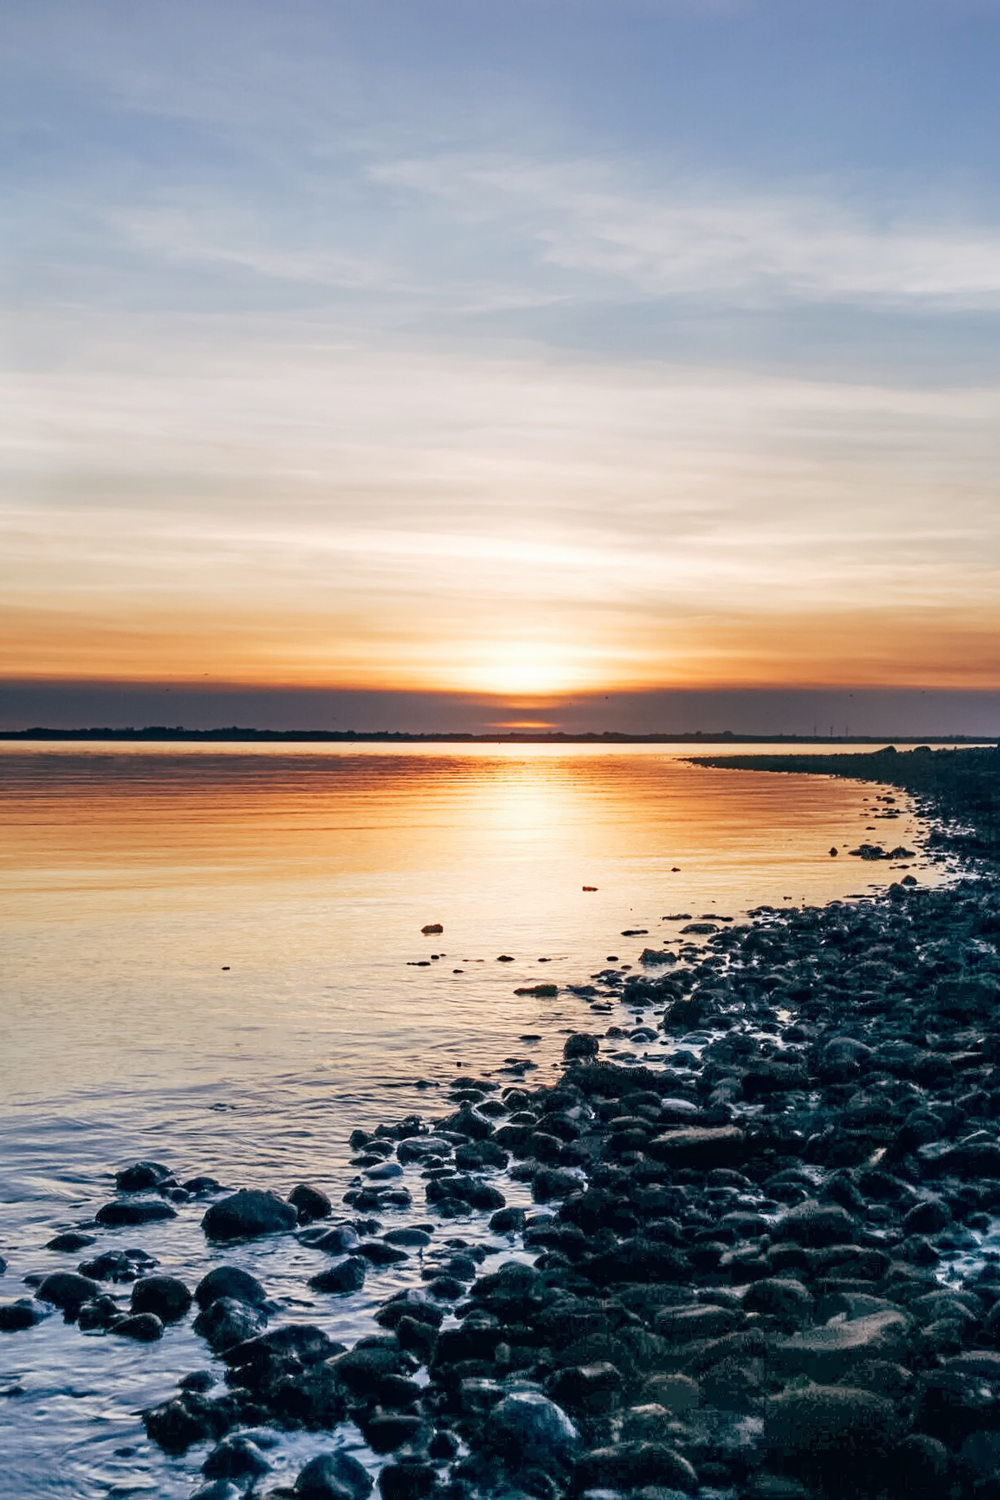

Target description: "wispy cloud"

left=375, top=152, right=1000, bottom=311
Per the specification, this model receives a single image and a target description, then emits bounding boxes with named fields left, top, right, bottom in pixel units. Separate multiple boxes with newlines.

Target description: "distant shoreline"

left=0, top=727, right=995, bottom=745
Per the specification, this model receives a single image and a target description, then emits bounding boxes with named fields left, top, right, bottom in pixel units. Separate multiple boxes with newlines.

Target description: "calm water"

left=0, top=742, right=940, bottom=1496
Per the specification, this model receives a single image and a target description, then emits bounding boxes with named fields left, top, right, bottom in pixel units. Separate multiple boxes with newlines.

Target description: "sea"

left=0, top=741, right=946, bottom=1497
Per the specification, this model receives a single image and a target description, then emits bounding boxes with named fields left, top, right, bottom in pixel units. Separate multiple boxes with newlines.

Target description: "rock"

left=309, top=1257, right=367, bottom=1294
left=112, top=1312, right=164, bottom=1341
left=202, top=1189, right=298, bottom=1240
left=115, top=1160, right=173, bottom=1191
left=131, top=1275, right=192, bottom=1322
left=45, top=1231, right=96, bottom=1252
left=202, top=1434, right=271, bottom=1481
left=95, top=1199, right=177, bottom=1227
left=36, top=1272, right=101, bottom=1317
left=655, top=1304, right=745, bottom=1341
left=0, top=1298, right=46, bottom=1331
left=490, top=1207, right=527, bottom=1234
left=183, top=1175, right=223, bottom=1196
left=642, top=1373, right=701, bottom=1414
left=142, top=1390, right=237, bottom=1454
left=485, top=1392, right=579, bottom=1470
left=888, top=1434, right=950, bottom=1500
left=575, top=1441, right=698, bottom=1494
left=78, top=1294, right=122, bottom=1330
left=193, top=1295, right=267, bottom=1352
left=772, top=1309, right=910, bottom=1382
left=362, top=1412, right=428, bottom=1454
left=743, top=1061, right=809, bottom=1097
left=744, top=1278, right=814, bottom=1325
left=455, top=1139, right=508, bottom=1170
left=295, top=1449, right=374, bottom=1499
left=773, top=1201, right=856, bottom=1248
left=79, top=1249, right=156, bottom=1282
left=357, top=1240, right=409, bottom=1266
left=532, top=1168, right=581, bottom=1202
left=647, top=1126, right=748, bottom=1170
left=289, top=1184, right=333, bottom=1221
left=546, top=1361, right=623, bottom=1413
left=307, top=1224, right=363, bottom=1254
left=383, top=1227, right=432, bottom=1248
left=190, top=1484, right=243, bottom=1500
left=195, top=1265, right=267, bottom=1309
left=764, top=1384, right=902, bottom=1494
left=564, top=1033, right=600, bottom=1060
left=585, top=1240, right=689, bottom=1285
left=378, top=1464, right=437, bottom=1500
left=396, top=1136, right=453, bottom=1164
left=902, top=1199, right=951, bottom=1235
left=439, top=1106, right=495, bottom=1140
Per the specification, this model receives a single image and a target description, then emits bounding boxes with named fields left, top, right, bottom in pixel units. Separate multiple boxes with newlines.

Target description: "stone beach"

left=4, top=748, right=1000, bottom=1500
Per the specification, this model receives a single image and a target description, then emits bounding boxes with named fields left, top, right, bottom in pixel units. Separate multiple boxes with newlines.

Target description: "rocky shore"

left=5, top=749, right=1000, bottom=1500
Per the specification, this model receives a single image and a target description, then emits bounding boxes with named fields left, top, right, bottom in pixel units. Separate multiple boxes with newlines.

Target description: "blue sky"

left=2, top=0, right=999, bottom=726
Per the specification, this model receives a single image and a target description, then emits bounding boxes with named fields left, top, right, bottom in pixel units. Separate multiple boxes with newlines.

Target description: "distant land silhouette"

left=1, top=726, right=996, bottom=745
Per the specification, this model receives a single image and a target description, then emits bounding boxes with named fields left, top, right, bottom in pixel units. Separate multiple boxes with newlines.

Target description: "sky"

left=2, top=0, right=1000, bottom=733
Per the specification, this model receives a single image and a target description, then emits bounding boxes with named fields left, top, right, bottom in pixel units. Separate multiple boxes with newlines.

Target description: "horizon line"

left=1, top=726, right=996, bottom=746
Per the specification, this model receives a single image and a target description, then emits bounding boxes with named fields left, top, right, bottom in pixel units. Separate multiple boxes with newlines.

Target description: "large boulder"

left=575, top=1441, right=698, bottom=1493
left=764, top=1383, right=903, bottom=1494
left=295, top=1449, right=373, bottom=1499
left=484, top=1392, right=579, bottom=1470
left=647, top=1126, right=748, bottom=1170
left=772, top=1308, right=910, bottom=1382
left=202, top=1189, right=297, bottom=1241
left=773, top=1200, right=856, bottom=1247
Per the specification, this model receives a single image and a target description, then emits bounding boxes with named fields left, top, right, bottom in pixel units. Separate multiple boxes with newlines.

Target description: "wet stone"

left=203, top=1433, right=271, bottom=1480
left=130, top=1275, right=192, bottom=1322
left=45, top=1231, right=96, bottom=1252
left=295, top=1450, right=374, bottom=1499
left=193, top=1295, right=267, bottom=1352
left=115, top=1160, right=173, bottom=1192
left=111, top=1311, right=163, bottom=1341
left=36, top=1272, right=101, bottom=1318
left=79, top=1249, right=157, bottom=1283
left=309, top=1256, right=368, bottom=1294
left=202, top=1188, right=298, bottom=1240
left=0, top=1298, right=47, bottom=1332
left=195, top=1265, right=267, bottom=1309
left=289, top=1183, right=334, bottom=1221
left=95, top=1199, right=177, bottom=1227
left=78, top=1294, right=122, bottom=1330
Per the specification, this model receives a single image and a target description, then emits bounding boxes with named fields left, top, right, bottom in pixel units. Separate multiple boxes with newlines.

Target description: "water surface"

left=0, top=742, right=938, bottom=1496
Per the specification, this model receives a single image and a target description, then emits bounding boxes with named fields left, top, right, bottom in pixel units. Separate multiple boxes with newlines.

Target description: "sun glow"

left=455, top=644, right=597, bottom=700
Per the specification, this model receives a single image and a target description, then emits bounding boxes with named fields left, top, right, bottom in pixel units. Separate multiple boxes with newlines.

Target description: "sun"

left=459, top=643, right=592, bottom=700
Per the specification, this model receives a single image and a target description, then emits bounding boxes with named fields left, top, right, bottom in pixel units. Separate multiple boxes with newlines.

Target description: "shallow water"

left=0, top=742, right=941, bottom=1496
